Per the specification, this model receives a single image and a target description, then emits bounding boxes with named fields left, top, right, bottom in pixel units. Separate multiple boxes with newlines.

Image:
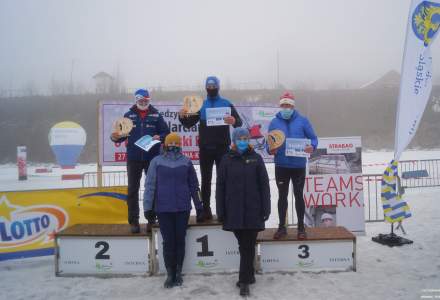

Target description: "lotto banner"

left=0, top=187, right=128, bottom=261
left=99, top=101, right=279, bottom=165
left=303, top=137, right=365, bottom=234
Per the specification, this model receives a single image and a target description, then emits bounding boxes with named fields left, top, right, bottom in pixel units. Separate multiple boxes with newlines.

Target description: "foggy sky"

left=1, top=0, right=439, bottom=93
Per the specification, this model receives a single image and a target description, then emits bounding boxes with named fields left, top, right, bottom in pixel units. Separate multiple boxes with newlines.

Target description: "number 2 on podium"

left=95, top=241, right=110, bottom=260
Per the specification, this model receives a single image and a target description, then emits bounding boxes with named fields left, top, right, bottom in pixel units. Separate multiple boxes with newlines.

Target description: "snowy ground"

left=1, top=150, right=440, bottom=300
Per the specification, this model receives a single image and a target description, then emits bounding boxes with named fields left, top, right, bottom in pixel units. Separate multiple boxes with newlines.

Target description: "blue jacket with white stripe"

left=111, top=105, right=170, bottom=161
left=143, top=151, right=203, bottom=213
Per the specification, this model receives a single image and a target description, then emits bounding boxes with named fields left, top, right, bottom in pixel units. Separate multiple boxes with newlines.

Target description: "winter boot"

left=273, top=226, right=287, bottom=239
left=297, top=223, right=307, bottom=240
left=203, top=206, right=213, bottom=220
left=174, top=264, right=183, bottom=286
left=130, top=221, right=140, bottom=234
left=239, top=283, right=250, bottom=297
left=236, top=276, right=255, bottom=288
left=164, top=267, right=175, bottom=288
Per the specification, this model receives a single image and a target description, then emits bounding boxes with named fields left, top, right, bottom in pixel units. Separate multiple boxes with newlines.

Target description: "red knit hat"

left=279, top=92, right=295, bottom=106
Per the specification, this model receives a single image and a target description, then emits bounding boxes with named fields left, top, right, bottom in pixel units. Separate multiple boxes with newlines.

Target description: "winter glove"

left=196, top=209, right=205, bottom=223
left=263, top=215, right=270, bottom=222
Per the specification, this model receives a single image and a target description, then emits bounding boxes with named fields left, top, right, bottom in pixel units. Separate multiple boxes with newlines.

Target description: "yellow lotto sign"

left=0, top=187, right=128, bottom=261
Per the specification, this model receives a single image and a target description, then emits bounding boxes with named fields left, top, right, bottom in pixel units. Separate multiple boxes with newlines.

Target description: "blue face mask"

left=280, top=108, right=294, bottom=119
left=236, top=140, right=249, bottom=152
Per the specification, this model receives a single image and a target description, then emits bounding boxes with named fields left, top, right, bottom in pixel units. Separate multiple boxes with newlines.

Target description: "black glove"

left=144, top=210, right=156, bottom=223
left=263, top=215, right=270, bottom=222
left=196, top=209, right=205, bottom=223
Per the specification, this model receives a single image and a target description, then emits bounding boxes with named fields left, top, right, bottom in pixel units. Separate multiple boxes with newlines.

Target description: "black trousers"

left=233, top=230, right=258, bottom=284
left=199, top=145, right=228, bottom=208
left=127, top=160, right=153, bottom=224
left=157, top=211, right=190, bottom=269
left=275, top=166, right=306, bottom=227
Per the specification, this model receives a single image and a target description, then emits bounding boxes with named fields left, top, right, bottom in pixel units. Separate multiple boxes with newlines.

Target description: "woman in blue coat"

left=143, top=132, right=204, bottom=288
left=216, top=127, right=271, bottom=297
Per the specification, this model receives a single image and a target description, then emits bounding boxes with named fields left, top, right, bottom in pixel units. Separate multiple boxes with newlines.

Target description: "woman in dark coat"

left=216, top=127, right=271, bottom=297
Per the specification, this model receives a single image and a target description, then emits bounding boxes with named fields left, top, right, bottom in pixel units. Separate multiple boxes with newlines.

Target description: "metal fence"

left=399, top=159, right=440, bottom=188
left=81, top=159, right=440, bottom=223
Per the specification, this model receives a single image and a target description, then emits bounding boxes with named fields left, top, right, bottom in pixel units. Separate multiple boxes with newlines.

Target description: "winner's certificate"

left=206, top=107, right=231, bottom=126
left=135, top=135, right=161, bottom=152
left=285, top=138, right=311, bottom=157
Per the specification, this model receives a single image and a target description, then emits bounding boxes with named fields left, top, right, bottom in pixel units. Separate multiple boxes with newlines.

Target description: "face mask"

left=167, top=146, right=181, bottom=153
left=207, top=88, right=219, bottom=98
left=236, top=140, right=249, bottom=152
left=280, top=108, right=294, bottom=119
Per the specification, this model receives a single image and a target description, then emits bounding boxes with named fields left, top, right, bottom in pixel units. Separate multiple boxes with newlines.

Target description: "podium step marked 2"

left=55, top=224, right=151, bottom=276
left=55, top=222, right=356, bottom=277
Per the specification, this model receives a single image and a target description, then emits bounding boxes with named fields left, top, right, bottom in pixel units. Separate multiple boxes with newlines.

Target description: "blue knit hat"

left=134, top=89, right=150, bottom=100
left=232, top=127, right=250, bottom=144
left=205, top=76, right=220, bottom=89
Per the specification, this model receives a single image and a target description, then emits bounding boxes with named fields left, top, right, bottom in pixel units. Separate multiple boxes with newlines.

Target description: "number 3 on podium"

left=298, top=244, right=310, bottom=259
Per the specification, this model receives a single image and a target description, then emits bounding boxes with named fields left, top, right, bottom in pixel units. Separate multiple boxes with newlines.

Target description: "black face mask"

left=166, top=146, right=181, bottom=153
left=207, top=88, right=219, bottom=98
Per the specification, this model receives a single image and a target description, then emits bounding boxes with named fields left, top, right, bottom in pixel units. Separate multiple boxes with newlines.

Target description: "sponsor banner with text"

left=304, top=137, right=365, bottom=234
left=99, top=101, right=279, bottom=165
left=0, top=187, right=128, bottom=261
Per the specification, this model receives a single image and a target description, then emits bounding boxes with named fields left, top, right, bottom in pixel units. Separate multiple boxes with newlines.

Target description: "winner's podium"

left=258, top=227, right=356, bottom=272
left=55, top=221, right=356, bottom=277
left=55, top=224, right=151, bottom=276
left=152, top=216, right=241, bottom=274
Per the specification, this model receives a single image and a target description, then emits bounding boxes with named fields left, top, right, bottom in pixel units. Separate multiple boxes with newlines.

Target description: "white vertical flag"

left=394, top=0, right=440, bottom=159
left=382, top=0, right=440, bottom=223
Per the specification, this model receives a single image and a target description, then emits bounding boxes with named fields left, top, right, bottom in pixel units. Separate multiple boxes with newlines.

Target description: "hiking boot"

left=130, top=222, right=140, bottom=234
left=273, top=226, right=287, bottom=239
left=174, top=264, right=183, bottom=286
left=203, top=206, right=213, bottom=220
left=239, top=283, right=250, bottom=297
left=164, top=267, right=175, bottom=289
left=297, top=224, right=307, bottom=240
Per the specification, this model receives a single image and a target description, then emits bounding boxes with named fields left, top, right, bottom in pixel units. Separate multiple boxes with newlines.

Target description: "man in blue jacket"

left=267, top=92, right=318, bottom=240
left=178, top=76, right=242, bottom=220
left=111, top=89, right=170, bottom=233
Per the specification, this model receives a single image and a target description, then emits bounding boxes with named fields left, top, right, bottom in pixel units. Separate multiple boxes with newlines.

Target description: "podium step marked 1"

left=55, top=221, right=356, bottom=276
left=55, top=224, right=151, bottom=276
left=152, top=216, right=240, bottom=274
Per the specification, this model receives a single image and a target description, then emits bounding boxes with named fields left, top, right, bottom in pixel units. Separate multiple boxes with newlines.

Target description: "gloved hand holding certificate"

left=134, top=135, right=161, bottom=152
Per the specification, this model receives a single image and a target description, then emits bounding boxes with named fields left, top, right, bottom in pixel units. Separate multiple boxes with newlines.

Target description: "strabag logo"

left=0, top=195, right=68, bottom=249
left=412, top=1, right=440, bottom=47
